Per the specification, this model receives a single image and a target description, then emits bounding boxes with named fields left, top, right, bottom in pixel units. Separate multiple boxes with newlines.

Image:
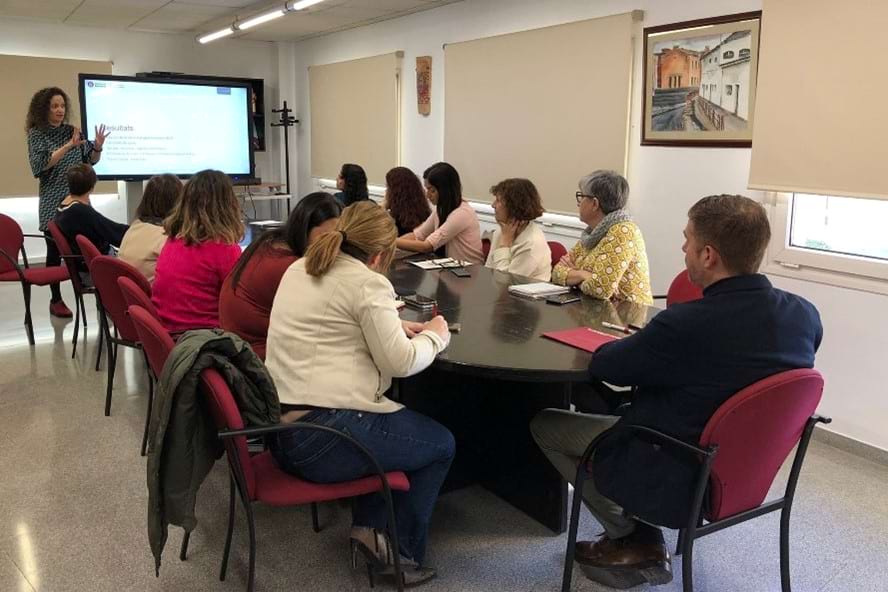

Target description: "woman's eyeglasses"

left=575, top=192, right=595, bottom=205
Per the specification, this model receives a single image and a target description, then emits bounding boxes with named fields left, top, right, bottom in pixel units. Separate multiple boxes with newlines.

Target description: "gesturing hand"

left=69, top=127, right=85, bottom=148
left=94, top=124, right=111, bottom=149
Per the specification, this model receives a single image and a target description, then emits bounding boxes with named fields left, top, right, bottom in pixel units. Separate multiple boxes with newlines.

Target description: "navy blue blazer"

left=589, top=274, right=822, bottom=527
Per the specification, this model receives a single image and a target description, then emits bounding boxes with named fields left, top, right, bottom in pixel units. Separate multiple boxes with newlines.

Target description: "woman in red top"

left=152, top=170, right=244, bottom=334
left=219, top=192, right=341, bottom=358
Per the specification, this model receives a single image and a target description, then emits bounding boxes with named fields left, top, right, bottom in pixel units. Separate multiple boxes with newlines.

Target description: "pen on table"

left=601, top=321, right=634, bottom=334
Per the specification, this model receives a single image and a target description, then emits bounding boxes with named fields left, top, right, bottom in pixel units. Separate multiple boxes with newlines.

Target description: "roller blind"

left=444, top=12, right=638, bottom=214
left=0, top=54, right=114, bottom=198
left=748, top=0, right=888, bottom=200
left=309, top=52, right=402, bottom=186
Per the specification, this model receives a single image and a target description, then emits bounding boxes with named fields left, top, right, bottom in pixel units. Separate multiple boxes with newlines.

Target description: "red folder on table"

left=542, top=327, right=619, bottom=353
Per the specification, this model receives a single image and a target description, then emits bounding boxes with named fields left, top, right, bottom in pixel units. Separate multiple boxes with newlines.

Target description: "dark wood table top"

left=389, top=260, right=660, bottom=382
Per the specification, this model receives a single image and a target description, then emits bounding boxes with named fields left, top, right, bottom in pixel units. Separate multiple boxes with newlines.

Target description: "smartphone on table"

left=546, top=292, right=581, bottom=305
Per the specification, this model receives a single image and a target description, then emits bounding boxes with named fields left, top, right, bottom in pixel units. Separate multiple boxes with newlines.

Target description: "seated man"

left=531, top=195, right=822, bottom=588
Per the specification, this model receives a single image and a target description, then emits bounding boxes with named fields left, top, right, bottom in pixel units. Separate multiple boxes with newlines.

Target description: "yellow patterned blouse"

left=551, top=222, right=653, bottom=304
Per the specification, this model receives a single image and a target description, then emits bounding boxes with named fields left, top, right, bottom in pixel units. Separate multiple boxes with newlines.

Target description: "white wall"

left=0, top=18, right=283, bottom=250
left=280, top=0, right=888, bottom=452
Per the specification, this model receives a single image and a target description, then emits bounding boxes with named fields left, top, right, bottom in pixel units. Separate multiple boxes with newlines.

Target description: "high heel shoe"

left=349, top=529, right=437, bottom=589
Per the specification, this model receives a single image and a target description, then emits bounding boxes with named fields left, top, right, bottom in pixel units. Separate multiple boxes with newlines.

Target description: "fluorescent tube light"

left=288, top=0, right=325, bottom=10
left=198, top=27, right=234, bottom=44
left=238, top=8, right=286, bottom=30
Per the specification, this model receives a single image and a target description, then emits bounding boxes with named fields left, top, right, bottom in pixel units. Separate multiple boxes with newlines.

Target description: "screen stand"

left=122, top=180, right=144, bottom=223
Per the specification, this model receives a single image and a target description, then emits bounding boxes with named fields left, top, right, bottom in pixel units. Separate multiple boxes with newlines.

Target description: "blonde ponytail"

left=303, top=200, right=396, bottom=277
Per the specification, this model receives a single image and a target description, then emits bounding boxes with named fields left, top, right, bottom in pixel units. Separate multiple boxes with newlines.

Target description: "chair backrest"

left=0, top=214, right=24, bottom=274
left=199, top=368, right=257, bottom=500
left=46, top=221, right=85, bottom=292
left=481, top=238, right=491, bottom=261
left=92, top=256, right=152, bottom=343
left=75, top=234, right=103, bottom=270
left=666, top=270, right=703, bottom=308
left=700, top=368, right=824, bottom=521
left=118, top=276, right=158, bottom=319
left=548, top=241, right=568, bottom=269
left=128, top=305, right=176, bottom=382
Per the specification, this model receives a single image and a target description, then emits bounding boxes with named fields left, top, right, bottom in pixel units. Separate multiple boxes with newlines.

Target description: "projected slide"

left=81, top=77, right=251, bottom=178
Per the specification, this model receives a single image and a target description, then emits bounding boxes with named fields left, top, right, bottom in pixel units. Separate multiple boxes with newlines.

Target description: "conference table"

left=387, top=258, right=660, bottom=534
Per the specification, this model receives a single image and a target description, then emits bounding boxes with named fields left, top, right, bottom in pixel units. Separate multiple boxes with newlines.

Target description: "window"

left=723, top=50, right=735, bottom=59
left=766, top=192, right=888, bottom=292
left=789, top=194, right=888, bottom=262
left=739, top=48, right=750, bottom=58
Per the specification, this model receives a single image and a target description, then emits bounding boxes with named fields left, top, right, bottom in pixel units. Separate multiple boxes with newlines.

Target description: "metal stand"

left=271, top=101, right=299, bottom=213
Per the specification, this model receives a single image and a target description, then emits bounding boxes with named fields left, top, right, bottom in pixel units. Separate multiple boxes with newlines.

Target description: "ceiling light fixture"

left=197, top=0, right=325, bottom=43
left=238, top=8, right=287, bottom=30
left=198, top=26, right=234, bottom=44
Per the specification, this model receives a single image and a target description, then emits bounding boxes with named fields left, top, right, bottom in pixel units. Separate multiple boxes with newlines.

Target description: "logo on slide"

left=87, top=81, right=94, bottom=87
left=216, top=87, right=231, bottom=95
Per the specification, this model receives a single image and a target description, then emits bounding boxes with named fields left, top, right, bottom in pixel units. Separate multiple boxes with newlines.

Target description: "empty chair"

left=562, top=368, right=830, bottom=592
left=0, top=213, right=70, bottom=344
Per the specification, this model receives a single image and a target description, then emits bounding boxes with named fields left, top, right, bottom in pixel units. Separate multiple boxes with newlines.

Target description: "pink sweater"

left=152, top=238, right=242, bottom=334
left=413, top=200, right=483, bottom=264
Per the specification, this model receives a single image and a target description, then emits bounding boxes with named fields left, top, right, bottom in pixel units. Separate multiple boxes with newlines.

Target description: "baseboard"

left=813, top=425, right=888, bottom=467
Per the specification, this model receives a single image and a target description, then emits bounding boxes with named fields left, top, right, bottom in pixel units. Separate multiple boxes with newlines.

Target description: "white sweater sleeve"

left=358, top=274, right=450, bottom=378
left=488, top=227, right=545, bottom=277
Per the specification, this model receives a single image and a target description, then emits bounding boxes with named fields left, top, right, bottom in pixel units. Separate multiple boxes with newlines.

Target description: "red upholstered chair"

left=653, top=270, right=704, bottom=308
left=118, top=276, right=158, bottom=321
left=547, top=241, right=568, bottom=269
left=189, top=369, right=412, bottom=592
left=0, top=213, right=70, bottom=345
left=481, top=237, right=491, bottom=260
left=562, top=368, right=830, bottom=592
left=46, top=220, right=96, bottom=358
left=90, top=256, right=155, bottom=454
left=75, top=235, right=109, bottom=371
left=129, top=304, right=412, bottom=592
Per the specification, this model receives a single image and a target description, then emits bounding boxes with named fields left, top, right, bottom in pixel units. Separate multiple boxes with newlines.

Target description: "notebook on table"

left=541, top=327, right=619, bottom=353
left=507, top=282, right=571, bottom=300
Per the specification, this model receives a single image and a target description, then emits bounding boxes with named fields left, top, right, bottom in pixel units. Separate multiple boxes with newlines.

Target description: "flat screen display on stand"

left=78, top=73, right=254, bottom=181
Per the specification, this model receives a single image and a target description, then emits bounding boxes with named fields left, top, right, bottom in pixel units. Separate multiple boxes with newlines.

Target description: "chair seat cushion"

left=0, top=266, right=70, bottom=285
left=252, top=451, right=410, bottom=507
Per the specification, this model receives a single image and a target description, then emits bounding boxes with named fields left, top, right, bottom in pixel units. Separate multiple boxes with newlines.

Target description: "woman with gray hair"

left=551, top=170, right=652, bottom=303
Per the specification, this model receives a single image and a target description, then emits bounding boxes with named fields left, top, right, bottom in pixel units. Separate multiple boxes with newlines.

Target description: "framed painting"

left=642, top=11, right=762, bottom=147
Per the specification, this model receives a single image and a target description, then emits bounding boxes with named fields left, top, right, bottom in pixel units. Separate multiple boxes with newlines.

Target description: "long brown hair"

left=136, top=174, right=183, bottom=222
left=26, top=87, right=70, bottom=132
left=385, top=166, right=430, bottom=232
left=163, top=170, right=244, bottom=246
left=304, top=201, right=396, bottom=277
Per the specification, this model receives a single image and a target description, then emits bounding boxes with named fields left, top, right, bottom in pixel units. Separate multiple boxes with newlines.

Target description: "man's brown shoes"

left=574, top=533, right=673, bottom=589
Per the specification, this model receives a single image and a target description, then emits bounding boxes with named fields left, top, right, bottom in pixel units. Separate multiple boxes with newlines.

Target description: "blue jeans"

left=270, top=408, right=455, bottom=564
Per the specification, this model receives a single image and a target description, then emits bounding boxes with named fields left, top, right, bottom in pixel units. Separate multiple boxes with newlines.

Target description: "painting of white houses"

left=643, top=13, right=760, bottom=146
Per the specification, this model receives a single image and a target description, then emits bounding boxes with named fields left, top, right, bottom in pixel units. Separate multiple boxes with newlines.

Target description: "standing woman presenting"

left=26, top=87, right=110, bottom=317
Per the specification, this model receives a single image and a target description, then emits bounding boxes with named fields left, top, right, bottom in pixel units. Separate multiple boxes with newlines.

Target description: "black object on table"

left=388, top=259, right=658, bottom=533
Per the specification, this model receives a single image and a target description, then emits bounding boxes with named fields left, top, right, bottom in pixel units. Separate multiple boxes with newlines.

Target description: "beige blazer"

left=485, top=223, right=552, bottom=281
left=265, top=254, right=449, bottom=414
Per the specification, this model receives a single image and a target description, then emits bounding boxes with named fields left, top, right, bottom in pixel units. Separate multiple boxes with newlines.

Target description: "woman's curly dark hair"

left=490, top=178, right=545, bottom=222
left=26, top=87, right=70, bottom=132
left=385, top=167, right=431, bottom=234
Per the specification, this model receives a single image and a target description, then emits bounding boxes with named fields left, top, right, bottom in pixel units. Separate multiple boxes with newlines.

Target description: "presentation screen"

left=78, top=74, right=254, bottom=180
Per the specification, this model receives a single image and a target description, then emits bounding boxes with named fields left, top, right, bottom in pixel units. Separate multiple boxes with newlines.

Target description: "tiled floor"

left=1, top=281, right=887, bottom=591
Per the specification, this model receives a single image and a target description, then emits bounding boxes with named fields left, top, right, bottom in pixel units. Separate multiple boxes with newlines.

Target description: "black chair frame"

left=562, top=415, right=831, bottom=592
left=178, top=421, right=406, bottom=592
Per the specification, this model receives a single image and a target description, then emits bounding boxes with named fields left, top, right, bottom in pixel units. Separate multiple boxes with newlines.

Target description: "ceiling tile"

left=65, top=0, right=165, bottom=28
left=0, top=0, right=81, bottom=22
left=179, top=0, right=261, bottom=7
left=130, top=1, right=234, bottom=32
